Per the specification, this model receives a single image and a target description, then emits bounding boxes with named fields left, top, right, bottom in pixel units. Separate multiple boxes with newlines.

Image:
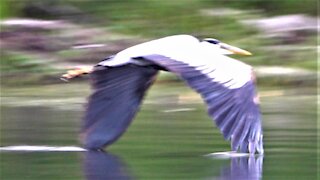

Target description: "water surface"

left=0, top=83, right=317, bottom=179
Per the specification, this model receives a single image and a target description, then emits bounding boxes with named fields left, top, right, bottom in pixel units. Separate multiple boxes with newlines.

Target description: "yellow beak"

left=220, top=43, right=252, bottom=56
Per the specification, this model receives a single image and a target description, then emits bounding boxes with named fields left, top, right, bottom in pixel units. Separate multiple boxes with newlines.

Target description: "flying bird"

left=62, top=35, right=264, bottom=154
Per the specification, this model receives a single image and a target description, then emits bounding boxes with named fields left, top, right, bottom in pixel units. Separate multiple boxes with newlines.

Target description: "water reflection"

left=83, top=150, right=263, bottom=180
left=1, top=85, right=316, bottom=179
left=215, top=155, right=263, bottom=180
left=83, top=151, right=134, bottom=180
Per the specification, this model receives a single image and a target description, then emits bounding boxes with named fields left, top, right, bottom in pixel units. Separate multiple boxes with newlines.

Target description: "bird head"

left=202, top=38, right=252, bottom=56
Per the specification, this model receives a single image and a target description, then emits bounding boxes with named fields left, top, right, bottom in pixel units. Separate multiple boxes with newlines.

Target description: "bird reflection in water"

left=83, top=150, right=263, bottom=180
left=83, top=151, right=134, bottom=180
left=216, top=155, right=263, bottom=180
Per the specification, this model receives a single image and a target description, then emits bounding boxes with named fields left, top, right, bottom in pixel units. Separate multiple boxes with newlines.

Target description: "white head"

left=202, top=38, right=252, bottom=56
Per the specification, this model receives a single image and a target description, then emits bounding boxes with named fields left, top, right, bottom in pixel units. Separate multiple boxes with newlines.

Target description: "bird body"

left=64, top=35, right=264, bottom=154
left=99, top=35, right=199, bottom=67
left=100, top=35, right=252, bottom=89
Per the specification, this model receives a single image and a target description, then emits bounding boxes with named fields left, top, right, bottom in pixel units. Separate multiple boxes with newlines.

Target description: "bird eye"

left=203, top=38, right=220, bottom=44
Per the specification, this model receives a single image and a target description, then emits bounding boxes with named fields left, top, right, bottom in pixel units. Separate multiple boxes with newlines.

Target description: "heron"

left=62, top=35, right=264, bottom=154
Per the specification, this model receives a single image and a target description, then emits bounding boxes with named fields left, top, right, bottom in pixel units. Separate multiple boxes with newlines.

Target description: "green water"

left=0, top=82, right=318, bottom=179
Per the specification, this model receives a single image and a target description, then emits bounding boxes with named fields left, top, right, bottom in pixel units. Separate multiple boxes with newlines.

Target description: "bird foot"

left=60, top=66, right=93, bottom=81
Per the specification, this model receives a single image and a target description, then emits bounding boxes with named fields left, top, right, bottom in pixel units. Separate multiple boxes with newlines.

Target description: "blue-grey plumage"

left=81, top=65, right=158, bottom=149
left=73, top=35, right=263, bottom=154
left=140, top=54, right=263, bottom=154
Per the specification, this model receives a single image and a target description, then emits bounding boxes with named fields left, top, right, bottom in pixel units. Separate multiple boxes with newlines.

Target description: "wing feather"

left=140, top=54, right=263, bottom=154
left=81, top=65, right=158, bottom=150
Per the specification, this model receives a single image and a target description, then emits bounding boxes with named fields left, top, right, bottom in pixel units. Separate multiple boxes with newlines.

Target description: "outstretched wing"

left=81, top=65, right=158, bottom=150
left=139, top=54, right=264, bottom=154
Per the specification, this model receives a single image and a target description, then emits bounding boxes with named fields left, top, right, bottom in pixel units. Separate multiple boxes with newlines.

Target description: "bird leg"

left=60, top=66, right=93, bottom=81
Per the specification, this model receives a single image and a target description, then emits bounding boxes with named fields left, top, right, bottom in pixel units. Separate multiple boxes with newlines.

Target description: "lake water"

left=0, top=82, right=318, bottom=179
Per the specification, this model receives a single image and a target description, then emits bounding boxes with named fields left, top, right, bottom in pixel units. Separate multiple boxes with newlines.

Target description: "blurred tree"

left=0, top=0, right=13, bottom=19
left=21, top=0, right=83, bottom=20
left=212, top=0, right=317, bottom=15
